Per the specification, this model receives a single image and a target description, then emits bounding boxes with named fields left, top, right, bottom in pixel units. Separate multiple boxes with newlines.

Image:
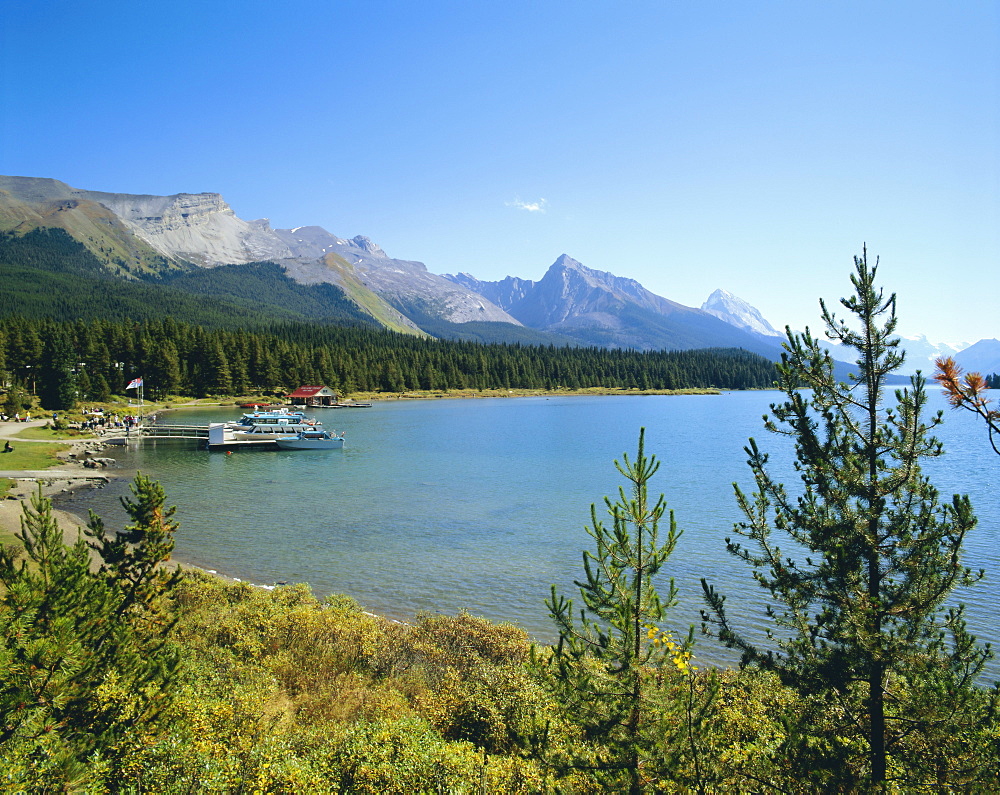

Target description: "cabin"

left=286, top=385, right=339, bottom=407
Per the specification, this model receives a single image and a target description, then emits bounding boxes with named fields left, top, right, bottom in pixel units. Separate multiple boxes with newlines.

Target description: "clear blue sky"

left=3, top=1, right=997, bottom=344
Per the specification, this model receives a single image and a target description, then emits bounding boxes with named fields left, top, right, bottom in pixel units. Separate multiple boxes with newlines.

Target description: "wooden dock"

left=104, top=424, right=210, bottom=446
left=110, top=422, right=335, bottom=450
left=137, top=424, right=210, bottom=440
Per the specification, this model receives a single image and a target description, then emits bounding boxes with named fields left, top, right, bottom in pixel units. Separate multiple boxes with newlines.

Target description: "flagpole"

left=125, top=377, right=144, bottom=429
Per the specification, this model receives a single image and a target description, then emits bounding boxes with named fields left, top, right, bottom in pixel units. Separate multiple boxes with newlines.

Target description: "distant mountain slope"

left=954, top=339, right=1000, bottom=375
left=91, top=190, right=293, bottom=267
left=276, top=226, right=523, bottom=328
left=0, top=176, right=188, bottom=277
left=446, top=272, right=535, bottom=311
left=446, top=256, right=783, bottom=356
left=4, top=174, right=971, bottom=363
left=0, top=227, right=378, bottom=330
left=155, top=261, right=380, bottom=328
left=887, top=335, right=967, bottom=376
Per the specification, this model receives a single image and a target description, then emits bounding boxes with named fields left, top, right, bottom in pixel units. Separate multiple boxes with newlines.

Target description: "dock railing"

left=104, top=424, right=211, bottom=445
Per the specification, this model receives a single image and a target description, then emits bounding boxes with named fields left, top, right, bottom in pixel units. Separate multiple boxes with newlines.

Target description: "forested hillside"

left=0, top=229, right=379, bottom=330
left=0, top=315, right=776, bottom=404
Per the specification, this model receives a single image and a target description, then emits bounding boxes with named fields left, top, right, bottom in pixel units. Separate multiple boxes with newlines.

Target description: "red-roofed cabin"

left=287, top=385, right=339, bottom=406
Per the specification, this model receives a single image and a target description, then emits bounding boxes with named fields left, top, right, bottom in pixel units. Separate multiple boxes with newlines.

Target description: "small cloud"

left=506, top=197, right=547, bottom=213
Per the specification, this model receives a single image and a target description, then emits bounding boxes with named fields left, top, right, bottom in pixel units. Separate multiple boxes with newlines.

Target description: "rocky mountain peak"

left=83, top=189, right=294, bottom=267
left=442, top=272, right=536, bottom=312
left=551, top=253, right=583, bottom=270
left=702, top=288, right=782, bottom=337
left=348, top=235, right=386, bottom=258
left=272, top=225, right=344, bottom=259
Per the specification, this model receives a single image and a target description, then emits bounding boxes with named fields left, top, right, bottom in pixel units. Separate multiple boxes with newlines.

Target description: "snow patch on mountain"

left=701, top=289, right=782, bottom=337
left=897, top=335, right=969, bottom=375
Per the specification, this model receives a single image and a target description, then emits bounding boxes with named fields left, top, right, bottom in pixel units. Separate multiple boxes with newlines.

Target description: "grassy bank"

left=0, top=439, right=71, bottom=469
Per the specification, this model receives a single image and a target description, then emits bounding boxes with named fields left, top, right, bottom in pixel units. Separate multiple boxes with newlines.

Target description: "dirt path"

left=0, top=418, right=58, bottom=440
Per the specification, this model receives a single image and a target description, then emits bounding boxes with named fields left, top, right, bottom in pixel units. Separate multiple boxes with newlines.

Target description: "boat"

left=274, top=429, right=346, bottom=450
left=230, top=421, right=319, bottom=441
left=228, top=408, right=314, bottom=427
left=229, top=409, right=306, bottom=425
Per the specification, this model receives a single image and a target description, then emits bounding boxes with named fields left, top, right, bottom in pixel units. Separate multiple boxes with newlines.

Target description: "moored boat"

left=274, top=429, right=346, bottom=450
left=227, top=408, right=316, bottom=428
left=224, top=408, right=324, bottom=438
left=230, top=421, right=318, bottom=441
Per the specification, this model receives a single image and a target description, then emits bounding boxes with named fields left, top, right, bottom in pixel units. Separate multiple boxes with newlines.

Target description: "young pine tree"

left=0, top=477, right=182, bottom=788
left=85, top=472, right=184, bottom=629
left=542, top=428, right=693, bottom=794
left=702, top=249, right=995, bottom=789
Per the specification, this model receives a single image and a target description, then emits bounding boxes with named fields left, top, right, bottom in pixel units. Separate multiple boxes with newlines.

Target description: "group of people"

left=78, top=413, right=140, bottom=432
left=0, top=412, right=31, bottom=423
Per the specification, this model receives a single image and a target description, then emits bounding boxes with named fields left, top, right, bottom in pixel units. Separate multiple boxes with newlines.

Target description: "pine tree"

left=2, top=385, right=28, bottom=418
left=701, top=249, right=994, bottom=788
left=542, top=429, right=690, bottom=794
left=37, top=328, right=77, bottom=411
left=934, top=356, right=1000, bottom=456
left=0, top=478, right=182, bottom=787
left=85, top=472, right=183, bottom=628
left=73, top=366, right=91, bottom=401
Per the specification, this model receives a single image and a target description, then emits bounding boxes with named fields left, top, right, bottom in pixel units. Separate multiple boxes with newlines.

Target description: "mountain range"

left=1, top=174, right=993, bottom=373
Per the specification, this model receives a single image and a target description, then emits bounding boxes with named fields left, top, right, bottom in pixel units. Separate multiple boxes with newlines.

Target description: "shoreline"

left=1, top=387, right=726, bottom=617
left=152, top=386, right=724, bottom=417
left=0, top=420, right=118, bottom=550
left=0, top=420, right=356, bottom=603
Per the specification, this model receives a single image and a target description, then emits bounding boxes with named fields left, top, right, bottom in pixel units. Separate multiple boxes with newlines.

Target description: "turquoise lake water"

left=58, top=390, right=999, bottom=672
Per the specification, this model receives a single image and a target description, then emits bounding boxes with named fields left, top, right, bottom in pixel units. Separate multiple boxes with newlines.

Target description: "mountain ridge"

left=3, top=175, right=778, bottom=353
left=2, top=174, right=984, bottom=362
left=953, top=338, right=1000, bottom=376
left=444, top=256, right=784, bottom=356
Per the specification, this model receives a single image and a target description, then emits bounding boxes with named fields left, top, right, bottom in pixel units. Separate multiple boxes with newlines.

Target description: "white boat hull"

left=275, top=435, right=345, bottom=450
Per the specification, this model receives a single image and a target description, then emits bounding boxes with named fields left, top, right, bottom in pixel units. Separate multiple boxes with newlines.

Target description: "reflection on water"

left=57, top=391, right=999, bottom=675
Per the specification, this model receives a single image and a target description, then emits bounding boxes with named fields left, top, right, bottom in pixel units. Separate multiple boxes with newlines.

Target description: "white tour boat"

left=274, top=429, right=346, bottom=450
left=230, top=420, right=319, bottom=441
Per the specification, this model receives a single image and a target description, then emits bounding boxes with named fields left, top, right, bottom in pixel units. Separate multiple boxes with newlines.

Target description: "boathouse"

left=287, top=385, right=339, bottom=407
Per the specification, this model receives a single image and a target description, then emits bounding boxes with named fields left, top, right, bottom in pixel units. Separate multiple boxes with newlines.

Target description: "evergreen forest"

left=0, top=315, right=776, bottom=406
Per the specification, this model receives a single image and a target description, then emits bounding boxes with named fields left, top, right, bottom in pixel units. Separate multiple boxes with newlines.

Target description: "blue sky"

left=3, top=1, right=997, bottom=345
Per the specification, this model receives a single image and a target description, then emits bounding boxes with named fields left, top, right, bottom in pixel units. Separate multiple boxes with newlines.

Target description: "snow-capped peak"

left=701, top=288, right=782, bottom=338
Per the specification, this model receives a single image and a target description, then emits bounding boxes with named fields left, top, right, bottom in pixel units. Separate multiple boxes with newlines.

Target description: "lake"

left=57, top=389, right=999, bottom=673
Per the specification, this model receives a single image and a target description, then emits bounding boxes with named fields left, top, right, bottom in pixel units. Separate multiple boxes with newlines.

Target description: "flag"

left=125, top=377, right=143, bottom=390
